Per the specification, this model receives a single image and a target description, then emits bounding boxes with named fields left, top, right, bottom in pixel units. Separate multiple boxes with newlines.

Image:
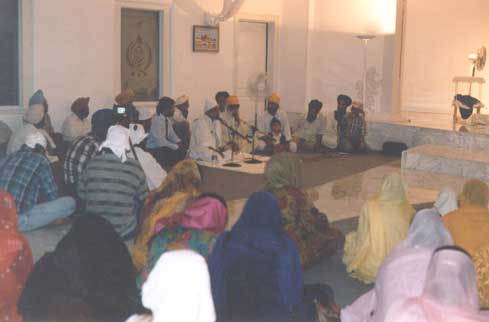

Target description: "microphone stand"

left=245, top=102, right=263, bottom=164
left=218, top=117, right=246, bottom=168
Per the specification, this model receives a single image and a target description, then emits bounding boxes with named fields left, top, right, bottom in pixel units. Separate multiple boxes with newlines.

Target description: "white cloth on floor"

left=61, top=113, right=90, bottom=142
left=189, top=115, right=224, bottom=162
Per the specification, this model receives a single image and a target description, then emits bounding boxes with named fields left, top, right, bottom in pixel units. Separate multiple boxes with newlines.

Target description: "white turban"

left=204, top=99, right=217, bottom=113
left=23, top=104, right=45, bottom=125
left=25, top=130, right=47, bottom=149
left=175, top=95, right=189, bottom=106
left=434, top=187, right=458, bottom=216
left=129, top=123, right=148, bottom=145
left=99, top=125, right=131, bottom=162
left=141, top=250, right=215, bottom=322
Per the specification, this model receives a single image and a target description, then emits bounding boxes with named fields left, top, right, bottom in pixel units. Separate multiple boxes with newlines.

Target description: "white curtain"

left=174, top=0, right=245, bottom=26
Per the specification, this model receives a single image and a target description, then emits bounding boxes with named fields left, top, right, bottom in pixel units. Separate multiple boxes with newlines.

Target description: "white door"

left=236, top=21, right=269, bottom=123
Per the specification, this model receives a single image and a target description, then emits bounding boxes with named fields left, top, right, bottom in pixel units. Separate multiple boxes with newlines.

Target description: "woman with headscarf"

left=383, top=246, right=489, bottom=322
left=125, top=250, right=216, bottom=322
left=209, top=191, right=304, bottom=322
left=343, top=173, right=415, bottom=283
left=0, top=190, right=33, bottom=322
left=61, top=97, right=91, bottom=143
left=18, top=215, right=143, bottom=322
left=443, top=179, right=489, bottom=257
left=136, top=193, right=228, bottom=286
left=133, top=160, right=202, bottom=271
left=263, top=153, right=344, bottom=268
left=128, top=123, right=167, bottom=191
left=341, top=208, right=453, bottom=322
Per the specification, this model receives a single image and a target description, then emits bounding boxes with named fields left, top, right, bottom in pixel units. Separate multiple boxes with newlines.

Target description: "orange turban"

left=226, top=95, right=240, bottom=106
left=115, top=89, right=136, bottom=106
left=268, top=93, right=280, bottom=105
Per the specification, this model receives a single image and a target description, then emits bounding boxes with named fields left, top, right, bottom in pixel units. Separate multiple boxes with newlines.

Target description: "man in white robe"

left=189, top=99, right=230, bottom=162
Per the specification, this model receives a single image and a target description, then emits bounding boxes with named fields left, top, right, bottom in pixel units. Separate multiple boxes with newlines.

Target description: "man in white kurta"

left=128, top=123, right=167, bottom=191
left=256, top=93, right=297, bottom=153
left=189, top=99, right=228, bottom=162
left=294, top=99, right=333, bottom=151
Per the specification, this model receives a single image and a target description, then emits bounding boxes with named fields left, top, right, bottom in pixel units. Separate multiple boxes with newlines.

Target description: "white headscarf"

left=434, top=187, right=458, bottom=216
left=25, top=130, right=47, bottom=149
left=99, top=125, right=130, bottom=162
left=141, top=250, right=215, bottom=322
left=129, top=123, right=148, bottom=145
left=204, top=99, right=217, bottom=113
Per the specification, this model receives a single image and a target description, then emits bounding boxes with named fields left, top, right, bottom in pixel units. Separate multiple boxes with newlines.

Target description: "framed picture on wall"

left=193, top=25, right=220, bottom=53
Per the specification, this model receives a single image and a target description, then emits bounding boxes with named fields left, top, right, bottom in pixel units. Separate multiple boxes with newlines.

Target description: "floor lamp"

left=356, top=35, right=376, bottom=109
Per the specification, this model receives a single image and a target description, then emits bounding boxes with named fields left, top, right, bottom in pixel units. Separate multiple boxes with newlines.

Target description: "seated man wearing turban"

left=115, top=88, right=139, bottom=123
left=338, top=101, right=368, bottom=153
left=173, top=94, right=191, bottom=150
left=256, top=93, right=297, bottom=154
left=294, top=99, right=329, bottom=152
left=221, top=95, right=251, bottom=153
left=0, top=131, right=76, bottom=232
left=61, top=97, right=91, bottom=143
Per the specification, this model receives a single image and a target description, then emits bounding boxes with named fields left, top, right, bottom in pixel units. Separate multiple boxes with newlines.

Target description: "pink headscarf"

left=154, top=197, right=228, bottom=235
left=341, top=209, right=454, bottom=322
left=383, top=248, right=489, bottom=322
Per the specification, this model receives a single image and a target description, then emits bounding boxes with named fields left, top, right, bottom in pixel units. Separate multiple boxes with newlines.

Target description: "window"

left=121, top=8, right=160, bottom=102
left=0, top=0, right=20, bottom=106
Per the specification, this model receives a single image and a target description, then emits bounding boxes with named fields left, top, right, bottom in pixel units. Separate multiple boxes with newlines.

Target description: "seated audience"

left=382, top=246, right=489, bottom=322
left=19, top=215, right=143, bottom=322
left=29, top=89, right=55, bottom=135
left=146, top=97, right=186, bottom=171
left=442, top=179, right=489, bottom=256
left=256, top=93, right=297, bottom=153
left=133, top=159, right=202, bottom=271
left=208, top=191, right=305, bottom=322
left=0, top=190, right=33, bottom=322
left=7, top=103, right=56, bottom=155
left=189, top=99, right=230, bottom=162
left=173, top=94, right=191, bottom=150
left=136, top=193, right=228, bottom=286
left=264, top=153, right=344, bottom=268
left=343, top=173, right=415, bottom=283
left=0, top=131, right=76, bottom=232
left=338, top=101, right=367, bottom=152
left=0, top=121, right=12, bottom=158
left=294, top=99, right=328, bottom=152
left=128, top=123, right=167, bottom=191
left=61, top=97, right=91, bottom=143
left=115, top=88, right=139, bottom=123
left=221, top=95, right=251, bottom=153
left=433, top=186, right=458, bottom=216
left=215, top=91, right=230, bottom=115
left=125, top=250, right=216, bottom=322
left=78, top=125, right=149, bottom=239
left=341, top=208, right=453, bottom=322
left=63, top=108, right=113, bottom=195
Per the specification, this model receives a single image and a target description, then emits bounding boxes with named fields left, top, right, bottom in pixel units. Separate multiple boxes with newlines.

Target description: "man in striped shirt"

left=63, top=109, right=114, bottom=195
left=78, top=125, right=149, bottom=239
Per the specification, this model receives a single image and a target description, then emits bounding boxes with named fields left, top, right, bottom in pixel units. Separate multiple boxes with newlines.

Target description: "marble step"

left=401, top=144, right=489, bottom=181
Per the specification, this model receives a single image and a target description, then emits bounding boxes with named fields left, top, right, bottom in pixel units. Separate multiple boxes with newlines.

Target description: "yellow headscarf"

left=133, top=160, right=202, bottom=270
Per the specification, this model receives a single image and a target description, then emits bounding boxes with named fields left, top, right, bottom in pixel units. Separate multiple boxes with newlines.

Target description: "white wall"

left=401, top=0, right=489, bottom=114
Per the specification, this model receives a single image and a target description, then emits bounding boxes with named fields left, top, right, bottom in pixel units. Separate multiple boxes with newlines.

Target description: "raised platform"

left=402, top=144, right=489, bottom=180
left=366, top=112, right=489, bottom=151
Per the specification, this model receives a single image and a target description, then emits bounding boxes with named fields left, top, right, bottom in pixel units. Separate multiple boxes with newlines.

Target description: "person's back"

left=0, top=145, right=56, bottom=214
left=443, top=179, right=489, bottom=256
left=78, top=150, right=148, bottom=238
